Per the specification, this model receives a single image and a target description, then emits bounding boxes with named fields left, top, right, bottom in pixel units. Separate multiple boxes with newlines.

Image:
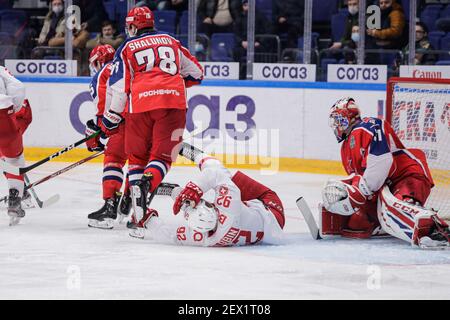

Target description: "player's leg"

left=0, top=109, right=25, bottom=223
left=88, top=125, right=127, bottom=228
left=379, top=175, right=449, bottom=249
left=145, top=109, right=186, bottom=193
left=125, top=111, right=153, bottom=225
left=231, top=171, right=285, bottom=229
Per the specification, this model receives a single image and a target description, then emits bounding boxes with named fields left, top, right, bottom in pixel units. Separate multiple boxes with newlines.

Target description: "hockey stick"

left=0, top=131, right=101, bottom=176
left=296, top=197, right=322, bottom=240
left=23, top=174, right=60, bottom=209
left=0, top=151, right=104, bottom=205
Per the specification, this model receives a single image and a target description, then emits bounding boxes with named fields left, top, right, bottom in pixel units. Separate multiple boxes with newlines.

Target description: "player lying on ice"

left=0, top=66, right=32, bottom=225
left=321, top=97, right=450, bottom=249
left=129, top=146, right=286, bottom=246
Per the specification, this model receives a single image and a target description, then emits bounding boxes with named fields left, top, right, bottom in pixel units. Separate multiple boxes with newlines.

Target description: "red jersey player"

left=321, top=97, right=449, bottom=249
left=132, top=144, right=285, bottom=245
left=101, top=6, right=204, bottom=231
left=85, top=44, right=132, bottom=229
left=0, top=66, right=28, bottom=225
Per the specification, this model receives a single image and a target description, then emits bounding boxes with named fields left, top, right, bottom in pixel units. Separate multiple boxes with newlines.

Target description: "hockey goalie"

left=322, top=97, right=450, bottom=249
left=132, top=148, right=285, bottom=247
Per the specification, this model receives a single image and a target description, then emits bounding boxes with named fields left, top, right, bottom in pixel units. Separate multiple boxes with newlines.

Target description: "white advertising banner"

left=200, top=62, right=240, bottom=80
left=5, top=59, right=78, bottom=76
left=399, top=65, right=450, bottom=79
left=21, top=81, right=385, bottom=162
left=253, top=63, right=316, bottom=82
left=327, top=64, right=387, bottom=83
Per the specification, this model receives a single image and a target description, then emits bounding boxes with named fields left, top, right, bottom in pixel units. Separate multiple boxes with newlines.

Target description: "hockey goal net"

left=386, top=77, right=450, bottom=221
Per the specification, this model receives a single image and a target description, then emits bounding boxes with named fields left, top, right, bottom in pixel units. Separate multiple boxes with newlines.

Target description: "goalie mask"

left=329, top=97, right=361, bottom=143
left=184, top=199, right=219, bottom=233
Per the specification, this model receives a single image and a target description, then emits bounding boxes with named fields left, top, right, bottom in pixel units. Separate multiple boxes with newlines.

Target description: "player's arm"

left=173, top=155, right=235, bottom=215
left=0, top=67, right=25, bottom=111
left=362, top=121, right=393, bottom=193
left=102, top=47, right=128, bottom=135
left=178, top=44, right=204, bottom=88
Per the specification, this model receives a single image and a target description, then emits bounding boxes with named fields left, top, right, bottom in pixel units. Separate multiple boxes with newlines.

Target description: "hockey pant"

left=0, top=107, right=25, bottom=196
left=125, top=108, right=186, bottom=192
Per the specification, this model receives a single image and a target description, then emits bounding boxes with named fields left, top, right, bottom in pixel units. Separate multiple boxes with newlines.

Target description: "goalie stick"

left=296, top=197, right=322, bottom=240
left=0, top=131, right=101, bottom=176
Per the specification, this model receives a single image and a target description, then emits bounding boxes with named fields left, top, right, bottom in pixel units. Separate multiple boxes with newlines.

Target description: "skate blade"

left=129, top=228, right=145, bottom=239
left=88, top=219, right=114, bottom=230
left=117, top=213, right=130, bottom=224
left=418, top=237, right=450, bottom=250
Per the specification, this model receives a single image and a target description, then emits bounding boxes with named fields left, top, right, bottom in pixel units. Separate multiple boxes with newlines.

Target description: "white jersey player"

left=136, top=150, right=285, bottom=247
left=0, top=66, right=27, bottom=224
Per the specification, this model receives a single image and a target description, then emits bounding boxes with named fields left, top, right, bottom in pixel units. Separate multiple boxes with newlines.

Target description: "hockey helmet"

left=183, top=199, right=219, bottom=233
left=329, top=97, right=361, bottom=143
left=125, top=6, right=154, bottom=36
left=89, top=44, right=115, bottom=70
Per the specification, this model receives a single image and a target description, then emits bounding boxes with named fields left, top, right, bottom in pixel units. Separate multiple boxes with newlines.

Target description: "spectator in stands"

left=233, top=0, right=271, bottom=79
left=274, top=0, right=304, bottom=48
left=343, top=25, right=359, bottom=64
left=403, top=22, right=437, bottom=65
left=197, top=0, right=241, bottom=37
left=329, top=0, right=359, bottom=51
left=37, top=0, right=89, bottom=49
left=366, top=0, right=407, bottom=50
left=86, top=21, right=125, bottom=51
left=73, top=0, right=108, bottom=33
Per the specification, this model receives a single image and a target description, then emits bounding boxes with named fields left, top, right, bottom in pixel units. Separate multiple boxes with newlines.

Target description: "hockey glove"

left=14, top=99, right=32, bottom=134
left=101, top=109, right=123, bottom=136
left=173, top=181, right=203, bottom=215
left=85, top=119, right=107, bottom=152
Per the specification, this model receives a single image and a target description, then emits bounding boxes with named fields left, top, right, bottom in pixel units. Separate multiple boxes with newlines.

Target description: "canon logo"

left=412, top=69, right=443, bottom=79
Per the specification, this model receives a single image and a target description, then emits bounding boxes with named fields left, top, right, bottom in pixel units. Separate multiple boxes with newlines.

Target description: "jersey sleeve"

left=178, top=44, right=204, bottom=87
left=0, top=67, right=25, bottom=109
left=362, top=119, right=394, bottom=192
left=108, top=44, right=130, bottom=114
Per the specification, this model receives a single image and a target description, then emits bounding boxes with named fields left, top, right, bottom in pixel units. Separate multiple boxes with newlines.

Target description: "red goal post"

left=386, top=77, right=450, bottom=220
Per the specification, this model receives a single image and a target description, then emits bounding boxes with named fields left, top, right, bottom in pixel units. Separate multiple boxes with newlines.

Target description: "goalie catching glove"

left=322, top=174, right=373, bottom=216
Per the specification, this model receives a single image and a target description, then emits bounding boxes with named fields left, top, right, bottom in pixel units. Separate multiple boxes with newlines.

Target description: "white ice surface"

left=0, top=163, right=449, bottom=300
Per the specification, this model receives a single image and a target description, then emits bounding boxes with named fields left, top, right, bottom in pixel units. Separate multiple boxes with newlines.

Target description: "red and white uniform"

left=0, top=66, right=26, bottom=196
left=341, top=117, right=434, bottom=204
left=147, top=158, right=285, bottom=247
left=89, top=63, right=128, bottom=200
left=108, top=31, right=203, bottom=192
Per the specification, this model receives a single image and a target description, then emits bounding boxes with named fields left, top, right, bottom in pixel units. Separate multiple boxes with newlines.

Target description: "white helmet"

left=184, top=199, right=218, bottom=232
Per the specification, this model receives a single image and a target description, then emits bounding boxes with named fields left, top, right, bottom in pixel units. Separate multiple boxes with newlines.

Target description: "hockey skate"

left=127, top=173, right=152, bottom=230
left=8, top=189, right=25, bottom=226
left=117, top=192, right=132, bottom=224
left=87, top=193, right=120, bottom=229
left=418, top=215, right=450, bottom=250
left=129, top=208, right=159, bottom=239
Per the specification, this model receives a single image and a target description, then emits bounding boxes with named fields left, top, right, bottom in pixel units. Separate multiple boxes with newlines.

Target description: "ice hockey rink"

left=0, top=162, right=449, bottom=300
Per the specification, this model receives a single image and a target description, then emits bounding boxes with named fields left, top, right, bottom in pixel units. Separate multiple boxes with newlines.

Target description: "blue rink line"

left=17, top=76, right=386, bottom=91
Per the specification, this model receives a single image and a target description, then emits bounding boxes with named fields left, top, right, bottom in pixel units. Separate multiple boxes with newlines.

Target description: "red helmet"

left=125, top=6, right=154, bottom=31
left=89, top=44, right=115, bottom=67
left=329, top=97, right=361, bottom=142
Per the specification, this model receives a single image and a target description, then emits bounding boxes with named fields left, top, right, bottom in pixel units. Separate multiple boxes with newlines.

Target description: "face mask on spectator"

left=52, top=5, right=63, bottom=15
left=195, top=42, right=204, bottom=53
left=348, top=5, right=358, bottom=15
left=351, top=33, right=360, bottom=42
